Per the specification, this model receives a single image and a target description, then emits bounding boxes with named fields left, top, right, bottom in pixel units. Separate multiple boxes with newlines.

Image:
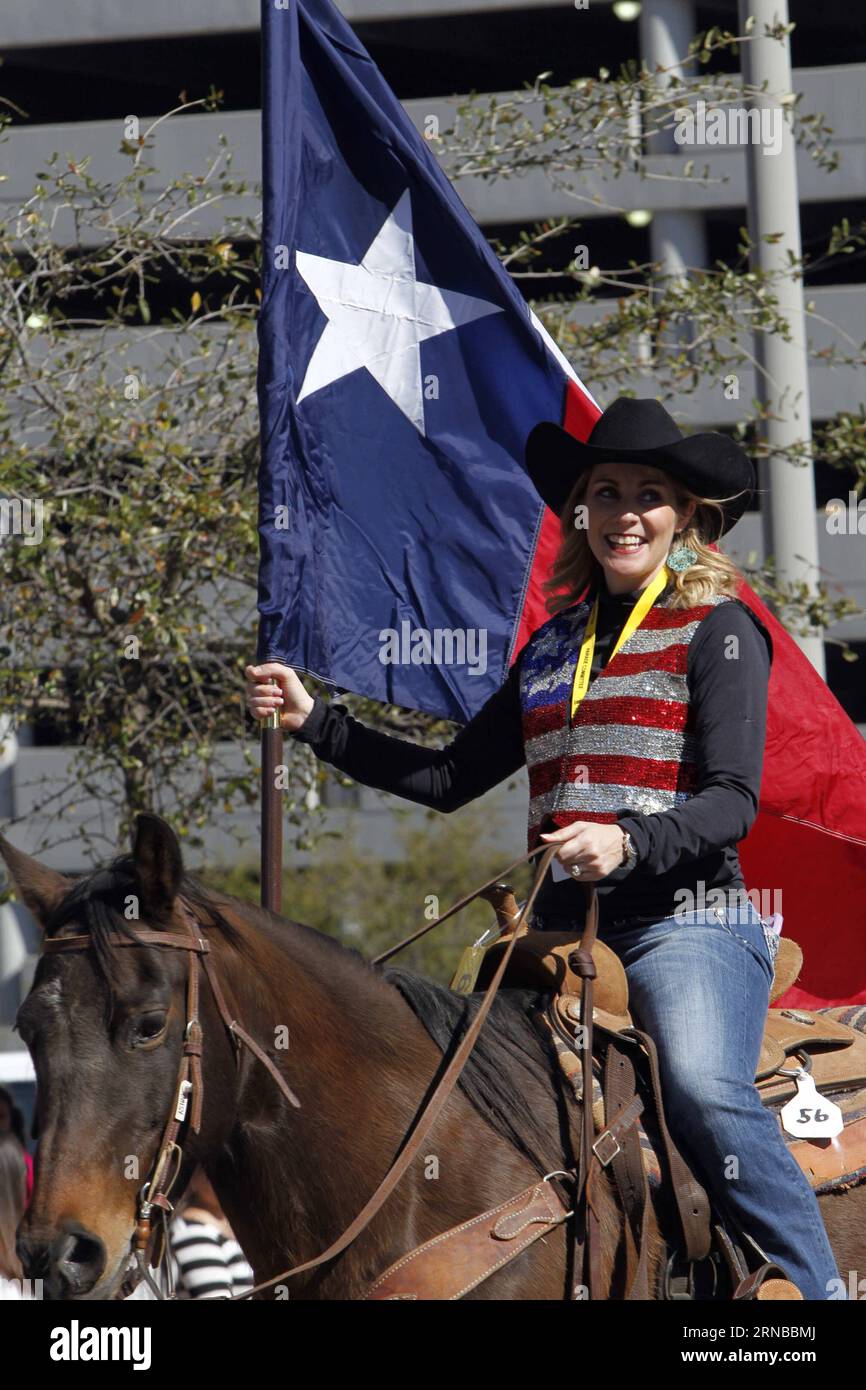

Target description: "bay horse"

left=0, top=814, right=860, bottom=1300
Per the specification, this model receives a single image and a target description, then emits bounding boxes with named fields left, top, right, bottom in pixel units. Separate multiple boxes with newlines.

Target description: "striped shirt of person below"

left=169, top=1215, right=254, bottom=1300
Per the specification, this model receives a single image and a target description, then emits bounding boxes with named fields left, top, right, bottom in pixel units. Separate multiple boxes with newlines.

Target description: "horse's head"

left=0, top=814, right=234, bottom=1299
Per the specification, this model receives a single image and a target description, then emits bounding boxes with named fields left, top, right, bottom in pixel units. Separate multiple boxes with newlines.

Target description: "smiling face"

left=584, top=460, right=697, bottom=594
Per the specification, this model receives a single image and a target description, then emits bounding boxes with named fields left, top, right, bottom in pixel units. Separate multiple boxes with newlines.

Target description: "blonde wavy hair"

left=543, top=462, right=750, bottom=616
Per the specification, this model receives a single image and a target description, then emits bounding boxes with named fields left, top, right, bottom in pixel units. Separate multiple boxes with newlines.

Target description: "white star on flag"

left=295, top=188, right=504, bottom=434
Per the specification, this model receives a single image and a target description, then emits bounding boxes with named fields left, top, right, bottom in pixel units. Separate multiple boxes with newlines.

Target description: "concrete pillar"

left=639, top=0, right=710, bottom=368
left=738, top=0, right=824, bottom=673
left=639, top=0, right=709, bottom=266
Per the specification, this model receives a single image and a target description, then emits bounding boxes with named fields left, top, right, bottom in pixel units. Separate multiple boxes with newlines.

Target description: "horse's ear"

left=0, top=834, right=72, bottom=927
left=132, top=814, right=183, bottom=915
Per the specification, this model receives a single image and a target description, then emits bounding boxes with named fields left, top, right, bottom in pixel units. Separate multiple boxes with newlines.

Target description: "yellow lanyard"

left=571, top=564, right=671, bottom=720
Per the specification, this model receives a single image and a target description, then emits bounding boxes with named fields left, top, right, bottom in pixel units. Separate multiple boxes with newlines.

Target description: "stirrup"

left=664, top=1246, right=722, bottom=1301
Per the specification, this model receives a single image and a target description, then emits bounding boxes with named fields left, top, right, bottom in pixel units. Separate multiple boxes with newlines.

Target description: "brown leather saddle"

left=373, top=866, right=848, bottom=1303
left=446, top=884, right=866, bottom=1300
left=471, top=898, right=866, bottom=1190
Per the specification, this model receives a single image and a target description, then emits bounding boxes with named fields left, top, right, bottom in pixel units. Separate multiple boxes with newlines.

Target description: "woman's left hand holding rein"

left=539, top=821, right=626, bottom=881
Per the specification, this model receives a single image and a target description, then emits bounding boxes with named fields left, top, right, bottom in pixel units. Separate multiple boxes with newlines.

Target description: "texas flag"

left=257, top=0, right=866, bottom=1005
left=256, top=0, right=598, bottom=722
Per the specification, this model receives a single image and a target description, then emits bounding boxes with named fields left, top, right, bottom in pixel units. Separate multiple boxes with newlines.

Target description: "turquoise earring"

left=667, top=534, right=698, bottom=573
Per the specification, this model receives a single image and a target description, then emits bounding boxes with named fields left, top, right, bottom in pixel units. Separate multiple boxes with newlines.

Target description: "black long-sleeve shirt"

left=290, top=577, right=773, bottom=928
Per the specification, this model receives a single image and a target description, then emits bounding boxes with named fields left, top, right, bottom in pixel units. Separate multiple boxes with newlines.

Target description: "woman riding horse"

left=245, top=396, right=844, bottom=1301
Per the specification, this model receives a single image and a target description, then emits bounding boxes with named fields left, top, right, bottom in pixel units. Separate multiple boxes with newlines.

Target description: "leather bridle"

left=40, top=896, right=302, bottom=1298
left=38, top=844, right=608, bottom=1301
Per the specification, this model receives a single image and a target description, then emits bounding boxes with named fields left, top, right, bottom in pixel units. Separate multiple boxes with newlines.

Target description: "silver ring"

left=570, top=864, right=582, bottom=878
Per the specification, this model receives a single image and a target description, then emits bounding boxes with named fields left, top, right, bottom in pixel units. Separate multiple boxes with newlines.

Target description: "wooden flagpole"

left=260, top=711, right=283, bottom=913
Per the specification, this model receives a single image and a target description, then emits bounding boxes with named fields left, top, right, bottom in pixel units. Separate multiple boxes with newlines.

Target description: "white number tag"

left=174, top=1080, right=192, bottom=1122
left=780, top=1073, right=844, bottom=1139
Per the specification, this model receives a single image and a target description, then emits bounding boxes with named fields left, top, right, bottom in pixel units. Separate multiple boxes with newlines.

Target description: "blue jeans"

left=532, top=900, right=845, bottom=1300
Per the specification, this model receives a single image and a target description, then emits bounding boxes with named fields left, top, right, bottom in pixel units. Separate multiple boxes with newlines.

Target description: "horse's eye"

left=131, top=1011, right=167, bottom=1046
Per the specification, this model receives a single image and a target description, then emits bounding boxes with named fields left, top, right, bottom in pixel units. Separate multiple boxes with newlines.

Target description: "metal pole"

left=260, top=712, right=283, bottom=913
left=738, top=0, right=825, bottom=674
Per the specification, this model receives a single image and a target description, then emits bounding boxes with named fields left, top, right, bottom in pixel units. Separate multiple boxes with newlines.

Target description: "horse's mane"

left=42, top=854, right=250, bottom=993
left=384, top=968, right=575, bottom=1179
left=43, top=859, right=574, bottom=1175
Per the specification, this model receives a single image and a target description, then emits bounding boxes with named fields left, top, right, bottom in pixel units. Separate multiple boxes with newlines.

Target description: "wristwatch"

left=620, top=830, right=638, bottom=871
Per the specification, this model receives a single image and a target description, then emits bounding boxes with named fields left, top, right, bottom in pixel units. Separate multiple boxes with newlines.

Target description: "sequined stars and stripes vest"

left=519, top=588, right=735, bottom=850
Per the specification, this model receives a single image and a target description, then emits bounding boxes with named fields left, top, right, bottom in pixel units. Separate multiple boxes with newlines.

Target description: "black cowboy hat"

left=525, top=397, right=755, bottom=538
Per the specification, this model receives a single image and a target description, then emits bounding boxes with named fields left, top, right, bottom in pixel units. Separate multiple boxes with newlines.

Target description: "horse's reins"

left=41, top=842, right=605, bottom=1300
